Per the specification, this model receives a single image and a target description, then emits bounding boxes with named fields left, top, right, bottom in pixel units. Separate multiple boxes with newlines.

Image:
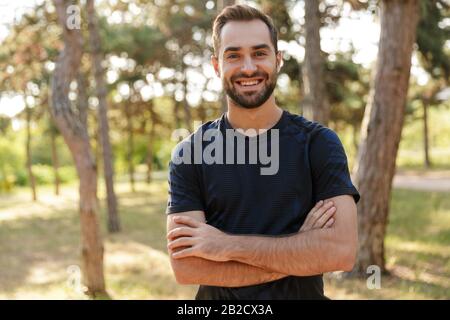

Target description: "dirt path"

left=139, top=170, right=450, bottom=192
left=393, top=170, right=450, bottom=192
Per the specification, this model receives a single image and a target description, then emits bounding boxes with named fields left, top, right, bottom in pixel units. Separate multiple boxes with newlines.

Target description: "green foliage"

left=0, top=136, right=24, bottom=191
left=31, top=165, right=76, bottom=185
left=417, top=0, right=450, bottom=80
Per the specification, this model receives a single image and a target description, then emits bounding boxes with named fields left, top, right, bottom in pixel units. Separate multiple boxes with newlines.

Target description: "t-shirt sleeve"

left=309, top=127, right=360, bottom=203
left=166, top=140, right=205, bottom=214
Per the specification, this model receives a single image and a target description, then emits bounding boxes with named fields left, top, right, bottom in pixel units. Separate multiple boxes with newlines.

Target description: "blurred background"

left=0, top=0, right=449, bottom=299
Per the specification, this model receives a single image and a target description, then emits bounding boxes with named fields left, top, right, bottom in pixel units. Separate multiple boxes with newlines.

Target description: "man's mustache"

left=230, top=71, right=268, bottom=82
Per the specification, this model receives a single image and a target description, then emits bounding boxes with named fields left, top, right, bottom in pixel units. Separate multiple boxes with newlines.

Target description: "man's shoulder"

left=171, top=116, right=224, bottom=153
left=283, top=111, right=337, bottom=144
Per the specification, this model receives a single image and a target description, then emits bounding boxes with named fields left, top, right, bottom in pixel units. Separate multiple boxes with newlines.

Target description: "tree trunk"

left=302, top=0, right=330, bottom=125
left=423, top=99, right=431, bottom=168
left=217, top=0, right=236, bottom=11
left=51, top=0, right=107, bottom=298
left=125, top=106, right=135, bottom=192
left=77, top=73, right=88, bottom=130
left=146, top=102, right=156, bottom=184
left=182, top=69, right=192, bottom=132
left=174, top=99, right=182, bottom=129
left=25, top=100, right=37, bottom=201
left=351, top=0, right=420, bottom=275
left=87, top=0, right=120, bottom=233
left=198, top=101, right=207, bottom=123
left=217, top=0, right=236, bottom=114
left=50, top=128, right=60, bottom=196
left=352, top=122, right=359, bottom=152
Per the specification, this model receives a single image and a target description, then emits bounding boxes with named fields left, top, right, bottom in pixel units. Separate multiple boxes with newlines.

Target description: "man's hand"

left=168, top=200, right=336, bottom=261
left=167, top=216, right=231, bottom=261
left=300, top=200, right=336, bottom=232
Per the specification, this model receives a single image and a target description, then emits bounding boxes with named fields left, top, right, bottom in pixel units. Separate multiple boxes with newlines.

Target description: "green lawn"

left=0, top=175, right=449, bottom=299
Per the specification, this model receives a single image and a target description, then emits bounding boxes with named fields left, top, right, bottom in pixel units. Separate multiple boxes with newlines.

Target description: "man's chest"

left=199, top=140, right=312, bottom=211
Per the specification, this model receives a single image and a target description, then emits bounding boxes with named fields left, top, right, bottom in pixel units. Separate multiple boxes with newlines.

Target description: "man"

left=166, top=4, right=360, bottom=300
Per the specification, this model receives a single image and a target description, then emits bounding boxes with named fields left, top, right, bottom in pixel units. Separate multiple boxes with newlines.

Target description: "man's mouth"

left=234, top=78, right=265, bottom=90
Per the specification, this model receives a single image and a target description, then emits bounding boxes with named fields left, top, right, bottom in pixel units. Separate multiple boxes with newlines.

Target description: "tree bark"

left=217, top=0, right=235, bottom=10
left=87, top=0, right=120, bottom=233
left=182, top=69, right=192, bottom=132
left=146, top=102, right=156, bottom=184
left=351, top=0, right=420, bottom=275
left=51, top=0, right=107, bottom=298
left=423, top=99, right=431, bottom=168
left=125, top=105, right=135, bottom=192
left=25, top=100, right=37, bottom=201
left=217, top=0, right=235, bottom=115
left=77, top=72, right=89, bottom=130
left=352, top=122, right=359, bottom=152
left=50, top=128, right=60, bottom=196
left=174, top=100, right=182, bottom=129
left=302, top=0, right=330, bottom=125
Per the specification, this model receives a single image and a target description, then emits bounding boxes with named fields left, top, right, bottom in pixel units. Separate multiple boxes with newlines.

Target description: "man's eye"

left=255, top=51, right=267, bottom=57
left=227, top=54, right=239, bottom=59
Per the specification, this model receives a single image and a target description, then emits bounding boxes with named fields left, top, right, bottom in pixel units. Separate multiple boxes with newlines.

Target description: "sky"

left=0, top=0, right=436, bottom=118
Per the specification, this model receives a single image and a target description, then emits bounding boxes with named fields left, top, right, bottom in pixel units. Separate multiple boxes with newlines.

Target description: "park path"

left=143, top=170, right=450, bottom=192
left=393, top=170, right=450, bottom=192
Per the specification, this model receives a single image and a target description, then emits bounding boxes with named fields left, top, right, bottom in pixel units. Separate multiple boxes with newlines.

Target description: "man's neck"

left=226, top=96, right=283, bottom=131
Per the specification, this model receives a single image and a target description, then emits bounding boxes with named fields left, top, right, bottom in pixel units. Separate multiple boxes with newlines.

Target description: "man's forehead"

left=219, top=19, right=273, bottom=52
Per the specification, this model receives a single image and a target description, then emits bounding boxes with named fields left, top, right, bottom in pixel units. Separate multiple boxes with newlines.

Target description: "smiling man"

left=166, top=4, right=360, bottom=300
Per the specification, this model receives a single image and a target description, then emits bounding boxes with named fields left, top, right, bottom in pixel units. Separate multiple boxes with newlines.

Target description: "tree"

left=302, top=0, right=330, bottom=125
left=217, top=0, right=236, bottom=114
left=25, top=98, right=37, bottom=201
left=146, top=101, right=157, bottom=184
left=415, top=0, right=450, bottom=168
left=51, top=0, right=107, bottom=297
left=87, top=0, right=120, bottom=233
left=48, top=119, right=61, bottom=195
left=352, top=0, right=420, bottom=274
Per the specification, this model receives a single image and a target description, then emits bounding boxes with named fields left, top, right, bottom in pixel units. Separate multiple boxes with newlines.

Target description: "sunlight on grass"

left=0, top=173, right=449, bottom=299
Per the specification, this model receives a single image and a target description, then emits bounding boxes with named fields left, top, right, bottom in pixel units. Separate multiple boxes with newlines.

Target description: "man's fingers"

left=324, top=217, right=334, bottom=228
left=309, top=201, right=334, bottom=226
left=314, top=206, right=336, bottom=228
left=167, top=236, right=196, bottom=250
left=172, top=247, right=195, bottom=259
left=301, top=200, right=325, bottom=231
left=167, top=226, right=195, bottom=240
left=312, top=200, right=324, bottom=212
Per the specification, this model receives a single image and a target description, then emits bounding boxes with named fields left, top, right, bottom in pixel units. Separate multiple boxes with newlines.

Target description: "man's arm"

left=170, top=195, right=357, bottom=276
left=167, top=210, right=288, bottom=287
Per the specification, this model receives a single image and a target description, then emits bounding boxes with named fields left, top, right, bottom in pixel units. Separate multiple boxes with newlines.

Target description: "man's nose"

left=241, top=56, right=257, bottom=75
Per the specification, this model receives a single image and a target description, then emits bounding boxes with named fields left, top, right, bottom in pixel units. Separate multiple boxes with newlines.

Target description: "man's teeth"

left=240, top=80, right=259, bottom=86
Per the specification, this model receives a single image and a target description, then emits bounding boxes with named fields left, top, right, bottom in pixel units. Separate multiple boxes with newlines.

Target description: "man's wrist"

left=222, top=234, right=243, bottom=261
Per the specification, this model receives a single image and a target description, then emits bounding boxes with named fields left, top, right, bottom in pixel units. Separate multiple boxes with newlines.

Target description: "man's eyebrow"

left=223, top=44, right=272, bottom=54
left=223, top=46, right=241, bottom=53
left=252, top=44, right=271, bottom=51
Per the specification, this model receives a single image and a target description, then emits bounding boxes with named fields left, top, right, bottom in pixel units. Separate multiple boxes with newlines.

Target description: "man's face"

left=212, top=19, right=282, bottom=109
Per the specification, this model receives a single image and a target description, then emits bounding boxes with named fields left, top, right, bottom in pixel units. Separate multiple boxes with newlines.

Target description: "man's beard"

left=223, top=67, right=278, bottom=109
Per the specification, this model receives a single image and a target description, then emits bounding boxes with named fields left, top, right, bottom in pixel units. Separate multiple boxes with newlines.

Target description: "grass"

left=0, top=174, right=449, bottom=299
left=324, top=188, right=450, bottom=299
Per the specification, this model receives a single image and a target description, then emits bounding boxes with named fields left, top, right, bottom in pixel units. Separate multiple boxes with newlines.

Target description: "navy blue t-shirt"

left=166, top=110, right=360, bottom=300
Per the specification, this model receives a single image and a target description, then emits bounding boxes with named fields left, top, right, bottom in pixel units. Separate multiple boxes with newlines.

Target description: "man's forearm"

left=225, top=228, right=354, bottom=276
left=170, top=256, right=288, bottom=287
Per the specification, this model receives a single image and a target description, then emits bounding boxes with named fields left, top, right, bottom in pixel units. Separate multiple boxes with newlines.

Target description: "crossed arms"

left=166, top=195, right=358, bottom=287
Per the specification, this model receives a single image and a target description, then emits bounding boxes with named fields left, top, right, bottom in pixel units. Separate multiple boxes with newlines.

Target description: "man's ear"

left=211, top=55, right=221, bottom=77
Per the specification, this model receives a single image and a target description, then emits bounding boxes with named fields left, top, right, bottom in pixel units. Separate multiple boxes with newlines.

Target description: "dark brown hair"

left=212, top=4, right=278, bottom=56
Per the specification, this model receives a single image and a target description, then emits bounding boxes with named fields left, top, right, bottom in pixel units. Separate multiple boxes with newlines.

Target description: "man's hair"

left=212, top=4, right=278, bottom=56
